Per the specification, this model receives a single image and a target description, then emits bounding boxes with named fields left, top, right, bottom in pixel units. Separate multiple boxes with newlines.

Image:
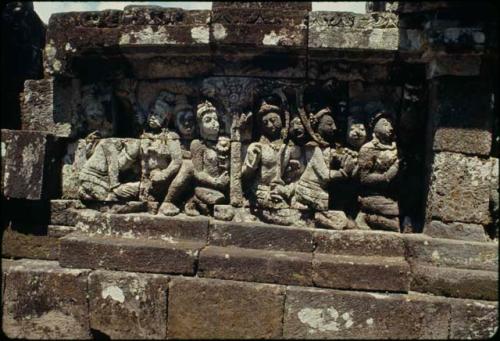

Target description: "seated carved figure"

left=138, top=92, right=183, bottom=216
left=357, top=111, right=400, bottom=231
left=242, top=100, right=289, bottom=210
left=78, top=138, right=141, bottom=201
left=187, top=100, right=230, bottom=216
left=160, top=95, right=197, bottom=215
left=293, top=107, right=355, bottom=211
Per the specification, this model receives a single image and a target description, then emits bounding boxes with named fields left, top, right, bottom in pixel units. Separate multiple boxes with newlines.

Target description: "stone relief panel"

left=62, top=77, right=407, bottom=232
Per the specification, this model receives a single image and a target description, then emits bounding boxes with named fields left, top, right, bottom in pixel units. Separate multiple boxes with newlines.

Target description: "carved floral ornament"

left=74, top=81, right=401, bottom=232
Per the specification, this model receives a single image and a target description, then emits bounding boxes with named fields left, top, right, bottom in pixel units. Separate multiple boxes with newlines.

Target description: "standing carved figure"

left=139, top=91, right=183, bottom=216
left=357, top=111, right=400, bottom=231
left=242, top=100, right=289, bottom=210
left=187, top=100, right=230, bottom=216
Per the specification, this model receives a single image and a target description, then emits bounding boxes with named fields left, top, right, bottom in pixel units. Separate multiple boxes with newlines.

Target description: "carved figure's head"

left=148, top=91, right=174, bottom=131
left=346, top=115, right=367, bottom=149
left=258, top=101, right=282, bottom=140
left=197, top=100, right=220, bottom=141
left=81, top=88, right=112, bottom=137
left=311, top=107, right=336, bottom=143
left=289, top=116, right=306, bottom=144
left=174, top=95, right=196, bottom=139
left=371, top=112, right=394, bottom=144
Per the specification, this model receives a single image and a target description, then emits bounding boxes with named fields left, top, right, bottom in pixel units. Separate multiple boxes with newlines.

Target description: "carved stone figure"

left=138, top=91, right=183, bottom=216
left=78, top=138, right=141, bottom=201
left=187, top=100, right=230, bottom=216
left=357, top=111, right=400, bottom=231
left=161, top=95, right=197, bottom=215
left=242, top=100, right=289, bottom=210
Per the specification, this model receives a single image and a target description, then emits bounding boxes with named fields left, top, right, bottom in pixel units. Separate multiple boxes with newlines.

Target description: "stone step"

left=59, top=232, right=204, bottom=275
left=75, top=210, right=209, bottom=242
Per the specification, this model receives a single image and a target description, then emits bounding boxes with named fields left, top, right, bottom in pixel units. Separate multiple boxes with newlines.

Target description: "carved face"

left=317, top=114, right=336, bottom=142
left=199, top=111, right=220, bottom=141
left=346, top=116, right=367, bottom=149
left=262, top=112, right=282, bottom=139
left=289, top=117, right=305, bottom=142
left=84, top=99, right=112, bottom=137
left=148, top=100, right=171, bottom=130
left=373, top=117, right=394, bottom=142
left=175, top=110, right=196, bottom=139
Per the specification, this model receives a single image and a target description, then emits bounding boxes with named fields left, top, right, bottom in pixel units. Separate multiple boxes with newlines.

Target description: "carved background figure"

left=357, top=111, right=400, bottom=231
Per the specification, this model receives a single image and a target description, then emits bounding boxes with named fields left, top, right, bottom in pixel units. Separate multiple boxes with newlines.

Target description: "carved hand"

left=125, top=140, right=141, bottom=159
left=385, top=159, right=399, bottom=181
left=216, top=171, right=230, bottom=188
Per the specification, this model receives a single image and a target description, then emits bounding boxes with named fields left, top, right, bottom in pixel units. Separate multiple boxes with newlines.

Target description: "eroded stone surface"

left=89, top=270, right=169, bottom=339
left=167, top=277, right=285, bottom=339
left=284, top=287, right=450, bottom=339
left=2, top=259, right=91, bottom=339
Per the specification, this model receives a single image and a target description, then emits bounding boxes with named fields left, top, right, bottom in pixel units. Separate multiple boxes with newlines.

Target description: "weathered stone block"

left=209, top=220, right=314, bottom=252
left=309, top=12, right=399, bottom=50
left=2, top=229, right=60, bottom=260
left=312, top=254, right=410, bottom=292
left=429, top=78, right=493, bottom=156
left=449, top=299, right=498, bottom=339
left=213, top=2, right=312, bottom=11
left=89, top=270, right=169, bottom=339
left=199, top=246, right=312, bottom=286
left=21, top=78, right=80, bottom=137
left=50, top=199, right=85, bottom=226
left=211, top=9, right=308, bottom=48
left=426, top=54, right=482, bottom=78
left=411, top=264, right=498, bottom=301
left=308, top=59, right=391, bottom=81
left=284, top=287, right=450, bottom=339
left=167, top=277, right=285, bottom=339
left=2, top=129, right=64, bottom=200
left=2, top=259, right=91, bottom=339
left=314, top=230, right=405, bottom=257
left=427, top=152, right=492, bottom=224
left=403, top=234, right=498, bottom=271
left=424, top=220, right=489, bottom=242
left=48, top=224, right=80, bottom=237
left=107, top=213, right=209, bottom=241
left=60, top=233, right=203, bottom=274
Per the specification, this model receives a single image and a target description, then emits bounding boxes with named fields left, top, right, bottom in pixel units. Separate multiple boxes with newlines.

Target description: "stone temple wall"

left=1, top=1, right=498, bottom=339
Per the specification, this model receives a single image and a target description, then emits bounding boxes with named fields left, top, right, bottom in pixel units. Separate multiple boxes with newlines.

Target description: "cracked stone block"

left=21, top=78, right=80, bottom=137
left=403, top=234, right=498, bottom=271
left=167, top=277, right=285, bottom=339
left=410, top=264, right=498, bottom=301
left=429, top=78, right=493, bottom=156
left=284, top=287, right=450, bottom=339
left=198, top=246, right=312, bottom=286
left=449, top=299, right=498, bottom=339
left=427, top=152, right=492, bottom=224
left=2, top=259, right=91, bottom=339
left=59, top=233, right=204, bottom=275
left=89, top=270, right=169, bottom=339
left=312, top=254, right=410, bottom=292
left=309, top=12, right=399, bottom=50
left=211, top=9, right=308, bottom=48
left=209, top=220, right=314, bottom=252
left=314, top=230, right=406, bottom=257
left=1, top=129, right=64, bottom=200
left=424, top=220, right=489, bottom=242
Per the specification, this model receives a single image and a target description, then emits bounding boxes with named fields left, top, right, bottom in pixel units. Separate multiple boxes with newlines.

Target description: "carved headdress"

left=196, top=100, right=217, bottom=122
left=257, top=100, right=281, bottom=117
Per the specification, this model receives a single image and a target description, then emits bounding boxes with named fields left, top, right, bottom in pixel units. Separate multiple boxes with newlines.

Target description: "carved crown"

left=257, top=100, right=281, bottom=117
left=196, top=100, right=217, bottom=121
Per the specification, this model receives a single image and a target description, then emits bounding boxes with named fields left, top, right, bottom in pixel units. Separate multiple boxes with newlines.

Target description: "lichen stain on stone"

left=212, top=23, right=227, bottom=41
left=298, top=307, right=354, bottom=333
left=21, top=143, right=39, bottom=180
left=191, top=26, right=209, bottom=44
left=262, top=29, right=295, bottom=46
left=119, top=26, right=178, bottom=45
left=102, top=285, right=125, bottom=303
